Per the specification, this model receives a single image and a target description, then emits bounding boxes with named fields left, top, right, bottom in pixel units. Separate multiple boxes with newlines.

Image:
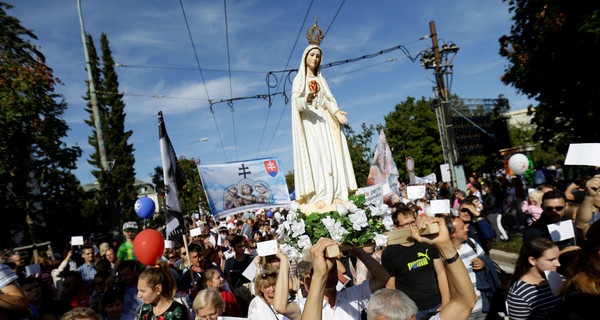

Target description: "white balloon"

left=274, top=211, right=282, bottom=222
left=508, top=153, right=529, bottom=175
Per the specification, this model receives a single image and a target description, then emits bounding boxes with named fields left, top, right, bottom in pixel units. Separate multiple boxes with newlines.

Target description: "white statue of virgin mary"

left=291, top=42, right=358, bottom=212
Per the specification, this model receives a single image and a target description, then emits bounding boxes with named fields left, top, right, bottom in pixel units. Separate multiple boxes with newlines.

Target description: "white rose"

left=373, top=233, right=388, bottom=247
left=345, top=201, right=358, bottom=213
left=288, top=201, right=301, bottom=213
left=297, top=235, right=312, bottom=249
left=349, top=209, right=369, bottom=231
left=322, top=216, right=336, bottom=231
left=382, top=215, right=395, bottom=231
left=286, top=210, right=298, bottom=223
left=330, top=221, right=349, bottom=242
left=336, top=204, right=348, bottom=216
left=280, top=244, right=300, bottom=260
left=291, top=220, right=306, bottom=237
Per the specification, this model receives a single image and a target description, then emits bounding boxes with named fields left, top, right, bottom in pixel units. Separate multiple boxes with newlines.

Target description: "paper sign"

left=164, top=240, right=173, bottom=249
left=71, top=236, right=84, bottom=246
left=190, top=227, right=202, bottom=237
left=407, top=185, right=426, bottom=199
left=440, top=164, right=451, bottom=182
left=209, top=235, right=216, bottom=248
left=355, top=184, right=384, bottom=206
left=544, top=270, right=565, bottom=295
left=256, top=240, right=278, bottom=257
left=547, top=220, right=575, bottom=242
left=564, top=143, right=600, bottom=166
left=430, top=199, right=450, bottom=214
left=193, top=213, right=200, bottom=220
left=241, top=260, right=258, bottom=281
left=25, top=263, right=41, bottom=277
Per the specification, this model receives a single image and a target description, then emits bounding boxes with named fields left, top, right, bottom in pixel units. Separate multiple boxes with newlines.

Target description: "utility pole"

left=77, top=0, right=109, bottom=172
left=427, top=21, right=460, bottom=188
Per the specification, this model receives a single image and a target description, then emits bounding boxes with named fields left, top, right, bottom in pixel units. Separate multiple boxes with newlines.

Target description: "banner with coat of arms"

left=197, top=157, right=291, bottom=220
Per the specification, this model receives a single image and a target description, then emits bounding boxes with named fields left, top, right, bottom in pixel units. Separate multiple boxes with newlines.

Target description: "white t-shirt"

left=297, top=280, right=372, bottom=320
left=456, top=238, right=484, bottom=314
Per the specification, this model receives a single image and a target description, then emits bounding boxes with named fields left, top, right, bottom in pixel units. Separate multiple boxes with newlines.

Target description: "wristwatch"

left=444, top=251, right=460, bottom=264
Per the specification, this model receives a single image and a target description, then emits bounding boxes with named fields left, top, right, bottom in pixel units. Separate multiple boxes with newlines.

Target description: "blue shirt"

left=77, top=262, right=97, bottom=284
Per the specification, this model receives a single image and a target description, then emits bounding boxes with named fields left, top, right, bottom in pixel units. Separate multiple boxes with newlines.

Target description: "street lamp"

left=187, top=138, right=208, bottom=158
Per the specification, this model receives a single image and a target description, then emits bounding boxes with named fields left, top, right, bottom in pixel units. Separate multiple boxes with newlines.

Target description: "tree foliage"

left=499, top=1, right=600, bottom=152
left=383, top=97, right=444, bottom=181
left=84, top=33, right=137, bottom=230
left=0, top=3, right=83, bottom=246
left=151, top=158, right=210, bottom=217
left=343, top=123, right=375, bottom=187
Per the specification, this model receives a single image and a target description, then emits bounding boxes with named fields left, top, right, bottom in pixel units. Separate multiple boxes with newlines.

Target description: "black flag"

left=158, top=111, right=186, bottom=241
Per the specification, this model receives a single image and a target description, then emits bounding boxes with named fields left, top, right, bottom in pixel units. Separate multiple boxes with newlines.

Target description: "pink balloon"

left=133, top=229, right=165, bottom=265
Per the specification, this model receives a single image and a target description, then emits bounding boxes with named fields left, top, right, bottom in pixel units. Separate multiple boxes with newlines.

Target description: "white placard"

left=256, top=240, right=278, bottom=257
left=564, top=143, right=600, bottom=166
left=164, top=240, right=173, bottom=249
left=193, top=213, right=200, bottom=220
left=190, top=227, right=202, bottom=237
left=440, top=164, right=451, bottom=182
left=547, top=220, right=575, bottom=242
left=241, top=260, right=258, bottom=281
left=209, top=235, right=216, bottom=248
left=71, top=236, right=84, bottom=246
left=544, top=270, right=565, bottom=295
left=355, top=184, right=384, bottom=206
left=25, top=263, right=41, bottom=277
left=430, top=199, right=450, bottom=214
left=407, top=185, right=426, bottom=199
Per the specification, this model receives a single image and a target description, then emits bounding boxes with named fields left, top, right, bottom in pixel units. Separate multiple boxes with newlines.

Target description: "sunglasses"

left=124, top=229, right=136, bottom=233
left=93, top=281, right=104, bottom=286
left=261, top=272, right=277, bottom=279
left=544, top=206, right=564, bottom=212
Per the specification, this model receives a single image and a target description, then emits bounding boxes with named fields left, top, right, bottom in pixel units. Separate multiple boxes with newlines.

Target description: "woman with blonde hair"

left=135, top=262, right=189, bottom=320
left=247, top=268, right=285, bottom=320
left=193, top=288, right=225, bottom=320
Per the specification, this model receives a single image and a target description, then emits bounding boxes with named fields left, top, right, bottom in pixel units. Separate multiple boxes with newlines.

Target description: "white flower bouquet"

left=277, top=194, right=394, bottom=259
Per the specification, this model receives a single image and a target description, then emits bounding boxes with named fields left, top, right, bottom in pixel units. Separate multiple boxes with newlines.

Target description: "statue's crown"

left=306, top=17, right=324, bottom=45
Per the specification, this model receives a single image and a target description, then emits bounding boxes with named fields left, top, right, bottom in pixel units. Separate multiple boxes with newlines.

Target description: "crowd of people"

left=1, top=166, right=600, bottom=320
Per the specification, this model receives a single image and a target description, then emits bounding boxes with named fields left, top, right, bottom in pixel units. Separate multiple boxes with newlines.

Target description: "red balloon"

left=133, top=229, right=165, bottom=265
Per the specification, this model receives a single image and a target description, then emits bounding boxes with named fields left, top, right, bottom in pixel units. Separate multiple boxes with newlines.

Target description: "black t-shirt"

left=381, top=242, right=441, bottom=310
left=225, top=254, right=251, bottom=288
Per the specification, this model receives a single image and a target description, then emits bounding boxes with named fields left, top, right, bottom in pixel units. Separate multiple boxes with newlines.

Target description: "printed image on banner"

left=198, top=157, right=291, bottom=220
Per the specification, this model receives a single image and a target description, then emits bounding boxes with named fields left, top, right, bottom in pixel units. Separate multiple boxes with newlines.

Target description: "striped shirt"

left=506, top=280, right=561, bottom=320
left=457, top=238, right=484, bottom=314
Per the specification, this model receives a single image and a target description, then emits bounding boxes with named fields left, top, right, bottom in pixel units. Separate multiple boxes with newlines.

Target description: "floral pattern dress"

left=135, top=300, right=189, bottom=320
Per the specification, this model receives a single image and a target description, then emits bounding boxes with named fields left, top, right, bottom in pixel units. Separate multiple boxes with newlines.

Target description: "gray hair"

left=367, top=289, right=418, bottom=320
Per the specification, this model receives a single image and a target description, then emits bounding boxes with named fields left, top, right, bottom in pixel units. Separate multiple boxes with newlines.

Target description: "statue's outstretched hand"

left=335, top=110, right=348, bottom=123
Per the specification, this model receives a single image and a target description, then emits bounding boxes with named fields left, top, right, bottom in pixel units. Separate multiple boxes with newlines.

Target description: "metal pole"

left=77, top=0, right=109, bottom=172
left=429, top=21, right=458, bottom=188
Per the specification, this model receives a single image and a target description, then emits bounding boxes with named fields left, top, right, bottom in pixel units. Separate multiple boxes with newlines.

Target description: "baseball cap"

left=122, top=221, right=138, bottom=231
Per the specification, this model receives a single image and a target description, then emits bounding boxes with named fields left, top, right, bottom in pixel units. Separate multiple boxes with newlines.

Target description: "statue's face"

left=305, top=48, right=321, bottom=71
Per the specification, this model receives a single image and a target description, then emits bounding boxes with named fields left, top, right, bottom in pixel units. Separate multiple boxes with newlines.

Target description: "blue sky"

left=8, top=0, right=534, bottom=185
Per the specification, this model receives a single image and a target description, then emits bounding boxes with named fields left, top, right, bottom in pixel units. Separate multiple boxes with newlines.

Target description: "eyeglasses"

left=544, top=206, right=564, bottom=212
left=261, top=272, right=278, bottom=279
left=93, top=281, right=104, bottom=286
left=397, top=221, right=416, bottom=229
left=460, top=208, right=471, bottom=213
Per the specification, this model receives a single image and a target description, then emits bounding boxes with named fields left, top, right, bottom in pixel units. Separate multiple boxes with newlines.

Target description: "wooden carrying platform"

left=302, top=223, right=440, bottom=261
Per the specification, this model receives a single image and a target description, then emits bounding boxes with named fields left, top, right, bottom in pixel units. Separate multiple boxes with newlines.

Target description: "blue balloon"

left=266, top=210, right=273, bottom=218
left=135, top=197, right=155, bottom=219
